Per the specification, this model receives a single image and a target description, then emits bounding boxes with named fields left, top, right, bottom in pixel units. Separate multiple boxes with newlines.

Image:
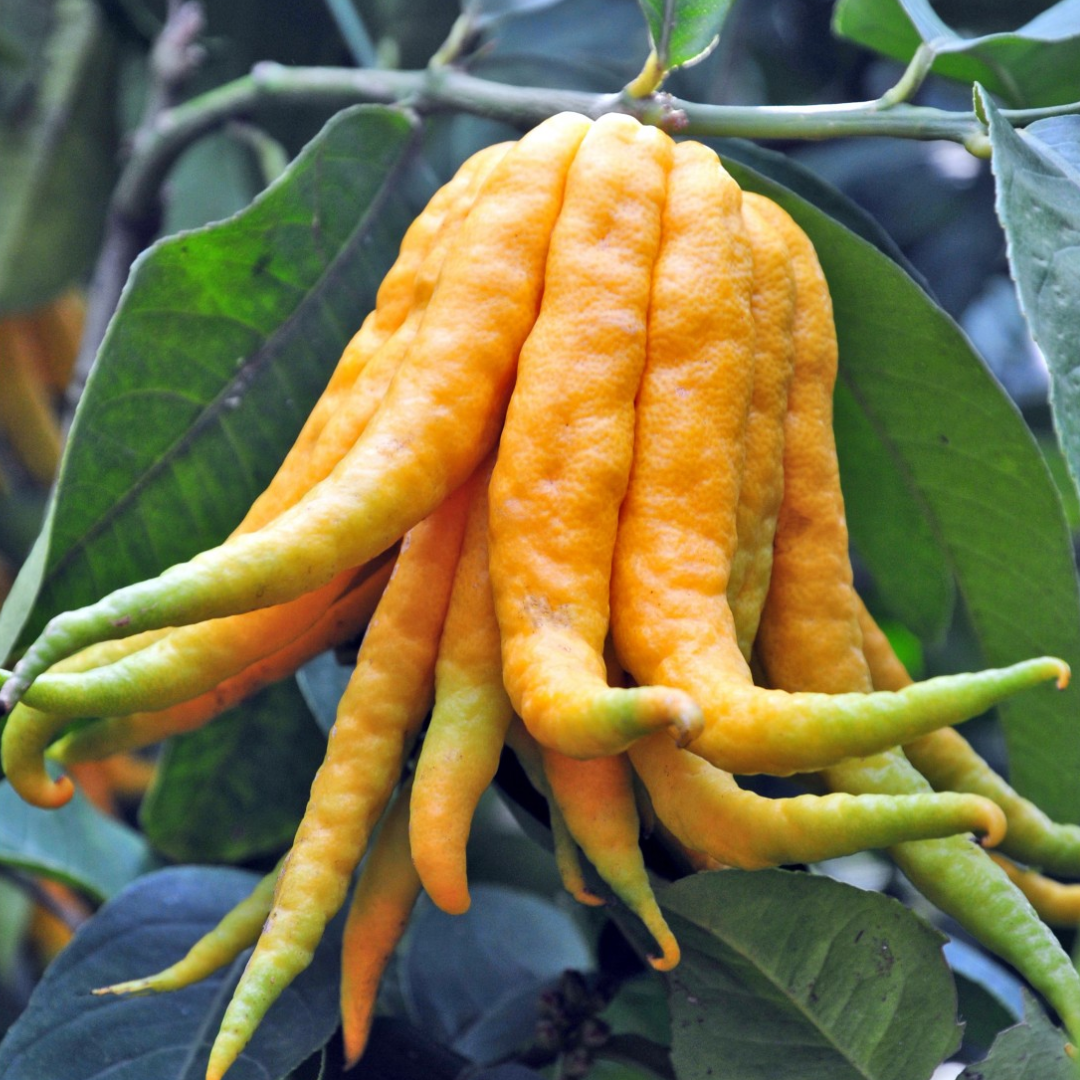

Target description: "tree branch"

left=73, top=55, right=1080, bottom=391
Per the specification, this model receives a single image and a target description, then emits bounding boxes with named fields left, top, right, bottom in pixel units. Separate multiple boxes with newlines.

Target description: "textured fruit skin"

left=727, top=192, right=797, bottom=659
left=491, top=112, right=701, bottom=761
left=1, top=112, right=1077, bottom=1078
left=859, top=597, right=1080, bottom=877
left=52, top=557, right=394, bottom=764
left=543, top=748, right=680, bottom=971
left=410, top=457, right=512, bottom=916
left=340, top=781, right=422, bottom=1067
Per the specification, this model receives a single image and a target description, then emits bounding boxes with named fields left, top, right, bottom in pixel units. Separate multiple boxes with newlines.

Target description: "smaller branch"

left=428, top=12, right=481, bottom=70
left=878, top=43, right=938, bottom=108
left=321, top=0, right=377, bottom=68
left=226, top=121, right=290, bottom=186
left=62, top=51, right=1080, bottom=419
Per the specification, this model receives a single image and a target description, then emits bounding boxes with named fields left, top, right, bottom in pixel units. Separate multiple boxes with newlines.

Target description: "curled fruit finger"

left=1, top=564, right=372, bottom=808
left=751, top=201, right=1080, bottom=1048
left=51, top=557, right=394, bottom=765
left=857, top=596, right=1080, bottom=877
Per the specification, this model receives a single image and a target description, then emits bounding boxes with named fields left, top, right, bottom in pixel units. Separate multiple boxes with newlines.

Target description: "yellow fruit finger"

left=410, top=457, right=512, bottom=915
left=491, top=112, right=701, bottom=760
left=340, top=779, right=422, bottom=1067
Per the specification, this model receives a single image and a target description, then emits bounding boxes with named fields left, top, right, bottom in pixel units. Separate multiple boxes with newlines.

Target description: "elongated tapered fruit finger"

left=631, top=732, right=1006, bottom=871
left=543, top=749, right=680, bottom=971
left=93, top=859, right=281, bottom=996
left=340, top=780, right=422, bottom=1067
left=241, top=141, right=512, bottom=534
left=2, top=564, right=368, bottom=807
left=410, top=458, right=512, bottom=915
left=503, top=716, right=604, bottom=908
left=747, top=200, right=1080, bottom=1053
left=857, top=596, right=1080, bottom=877
left=491, top=113, right=701, bottom=759
left=51, top=558, right=394, bottom=764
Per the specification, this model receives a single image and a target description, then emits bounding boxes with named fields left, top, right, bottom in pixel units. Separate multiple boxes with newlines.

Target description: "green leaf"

left=0, top=0, right=117, bottom=312
left=0, top=104, right=424, bottom=662
left=636, top=0, right=734, bottom=75
left=399, top=886, right=593, bottom=1065
left=0, top=775, right=156, bottom=901
left=662, top=870, right=961, bottom=1080
left=960, top=991, right=1078, bottom=1079
left=832, top=0, right=1080, bottom=108
left=721, top=155, right=1080, bottom=823
left=138, top=677, right=326, bottom=863
left=0, top=865, right=344, bottom=1080
left=986, top=94, right=1080, bottom=515
left=833, top=379, right=954, bottom=640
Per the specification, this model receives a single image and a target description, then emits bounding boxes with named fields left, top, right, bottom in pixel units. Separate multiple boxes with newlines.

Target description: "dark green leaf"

left=467, top=0, right=566, bottom=30
left=636, top=0, right=734, bottom=75
left=986, top=96, right=1080, bottom=516
left=724, top=155, right=1080, bottom=823
left=399, top=886, right=592, bottom=1064
left=0, top=775, right=155, bottom=901
left=139, top=677, right=326, bottom=863
left=960, top=990, right=1078, bottom=1079
left=715, top=140, right=929, bottom=290
left=0, top=865, right=344, bottom=1080
left=662, top=870, right=961, bottom=1080
left=832, top=0, right=1080, bottom=108
left=600, top=973, right=671, bottom=1048
left=0, top=105, right=424, bottom=661
left=0, top=0, right=117, bottom=312
left=833, top=379, right=954, bottom=640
